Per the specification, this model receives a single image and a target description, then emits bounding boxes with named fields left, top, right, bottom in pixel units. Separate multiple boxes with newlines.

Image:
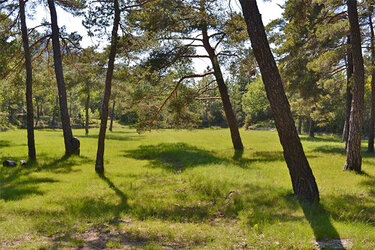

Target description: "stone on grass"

left=3, top=160, right=17, bottom=167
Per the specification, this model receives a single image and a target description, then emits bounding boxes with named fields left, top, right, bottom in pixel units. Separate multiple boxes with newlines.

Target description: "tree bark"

left=20, top=0, right=36, bottom=161
left=95, top=0, right=120, bottom=174
left=342, top=36, right=353, bottom=146
left=85, top=87, right=90, bottom=135
left=368, top=5, right=375, bottom=153
left=308, top=116, right=315, bottom=138
left=344, top=0, right=365, bottom=172
left=240, top=0, right=319, bottom=202
left=109, top=100, right=116, bottom=132
left=35, top=98, right=40, bottom=128
left=201, top=22, right=244, bottom=150
left=47, top=0, right=79, bottom=155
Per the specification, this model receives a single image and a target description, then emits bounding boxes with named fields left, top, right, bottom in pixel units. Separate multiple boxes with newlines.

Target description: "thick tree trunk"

left=109, top=100, right=116, bottom=132
left=344, top=0, right=365, bottom=172
left=297, top=118, right=302, bottom=135
left=20, top=0, right=36, bottom=161
left=368, top=6, right=375, bottom=153
left=309, top=116, right=315, bottom=138
left=85, top=88, right=90, bottom=135
left=95, top=0, right=120, bottom=174
left=201, top=24, right=244, bottom=150
left=342, top=36, right=353, bottom=146
left=240, top=0, right=319, bottom=202
left=47, top=0, right=79, bottom=155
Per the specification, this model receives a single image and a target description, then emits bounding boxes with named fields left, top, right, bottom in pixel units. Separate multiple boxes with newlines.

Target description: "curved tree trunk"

left=47, top=0, right=80, bottom=155
left=240, top=0, right=319, bottom=203
left=109, top=100, right=116, bottom=132
left=344, top=0, right=365, bottom=172
left=343, top=36, right=353, bottom=146
left=95, top=0, right=120, bottom=174
left=201, top=23, right=244, bottom=150
left=368, top=6, right=375, bottom=153
left=20, top=0, right=36, bottom=161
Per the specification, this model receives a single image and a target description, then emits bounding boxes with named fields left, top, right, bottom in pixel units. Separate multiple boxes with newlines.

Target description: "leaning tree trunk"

left=342, top=36, right=353, bottom=146
left=201, top=24, right=244, bottom=150
left=240, top=0, right=319, bottom=202
left=47, top=0, right=79, bottom=155
left=95, top=0, right=120, bottom=174
left=85, top=87, right=90, bottom=135
left=20, top=0, right=36, bottom=161
left=344, top=0, right=365, bottom=172
left=368, top=6, right=375, bottom=153
left=109, top=100, right=116, bottom=132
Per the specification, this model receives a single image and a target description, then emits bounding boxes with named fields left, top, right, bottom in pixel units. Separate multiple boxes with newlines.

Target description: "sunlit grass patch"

left=1, top=127, right=375, bottom=248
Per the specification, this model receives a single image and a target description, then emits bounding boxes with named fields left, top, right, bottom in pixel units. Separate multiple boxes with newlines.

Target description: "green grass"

left=1, top=126, right=375, bottom=249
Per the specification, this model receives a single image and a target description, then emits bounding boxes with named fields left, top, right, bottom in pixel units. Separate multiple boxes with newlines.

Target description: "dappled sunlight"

left=1, top=128, right=375, bottom=248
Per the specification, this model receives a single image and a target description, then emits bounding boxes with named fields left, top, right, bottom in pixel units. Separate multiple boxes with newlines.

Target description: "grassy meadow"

left=1, top=126, right=375, bottom=249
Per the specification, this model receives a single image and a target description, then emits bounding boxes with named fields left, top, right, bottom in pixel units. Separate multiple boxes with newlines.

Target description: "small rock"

left=3, top=160, right=17, bottom=167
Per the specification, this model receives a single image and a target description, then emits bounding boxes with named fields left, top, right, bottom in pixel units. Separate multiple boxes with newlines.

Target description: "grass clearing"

left=1, top=126, right=375, bottom=249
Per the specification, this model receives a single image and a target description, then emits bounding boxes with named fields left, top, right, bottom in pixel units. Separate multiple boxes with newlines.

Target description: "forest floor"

left=1, top=126, right=375, bottom=249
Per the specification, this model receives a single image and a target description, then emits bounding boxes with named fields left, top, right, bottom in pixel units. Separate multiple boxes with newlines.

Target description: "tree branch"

left=149, top=71, right=214, bottom=126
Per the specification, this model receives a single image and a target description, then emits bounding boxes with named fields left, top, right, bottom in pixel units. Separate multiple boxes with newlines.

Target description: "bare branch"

left=195, top=97, right=221, bottom=100
left=150, top=71, right=214, bottom=126
left=182, top=54, right=210, bottom=58
left=214, top=34, right=226, bottom=50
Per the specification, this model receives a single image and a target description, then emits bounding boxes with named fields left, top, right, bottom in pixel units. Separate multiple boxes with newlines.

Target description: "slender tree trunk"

left=343, top=36, right=353, bottom=145
left=95, top=0, right=120, bottom=174
left=368, top=6, right=375, bottom=152
left=85, top=88, right=90, bottom=135
left=20, top=0, right=36, bottom=161
left=51, top=96, right=58, bottom=128
left=240, top=0, right=319, bottom=202
left=344, top=0, right=365, bottom=172
left=201, top=23, right=244, bottom=150
left=51, top=107, right=56, bottom=128
left=47, top=0, right=79, bottom=155
left=109, top=100, right=116, bottom=132
left=35, top=99, right=40, bottom=128
left=309, top=116, right=315, bottom=138
left=297, top=118, right=302, bottom=135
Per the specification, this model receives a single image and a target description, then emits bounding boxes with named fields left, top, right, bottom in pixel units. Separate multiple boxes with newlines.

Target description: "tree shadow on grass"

left=0, top=155, right=92, bottom=201
left=0, top=177, right=57, bottom=201
left=325, top=192, right=375, bottom=229
left=36, top=154, right=93, bottom=174
left=84, top=134, right=144, bottom=142
left=124, top=143, right=224, bottom=173
left=0, top=140, right=11, bottom=148
left=98, top=173, right=129, bottom=211
left=300, top=136, right=341, bottom=143
left=313, top=145, right=374, bottom=158
left=300, top=202, right=343, bottom=248
left=124, top=143, right=290, bottom=172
